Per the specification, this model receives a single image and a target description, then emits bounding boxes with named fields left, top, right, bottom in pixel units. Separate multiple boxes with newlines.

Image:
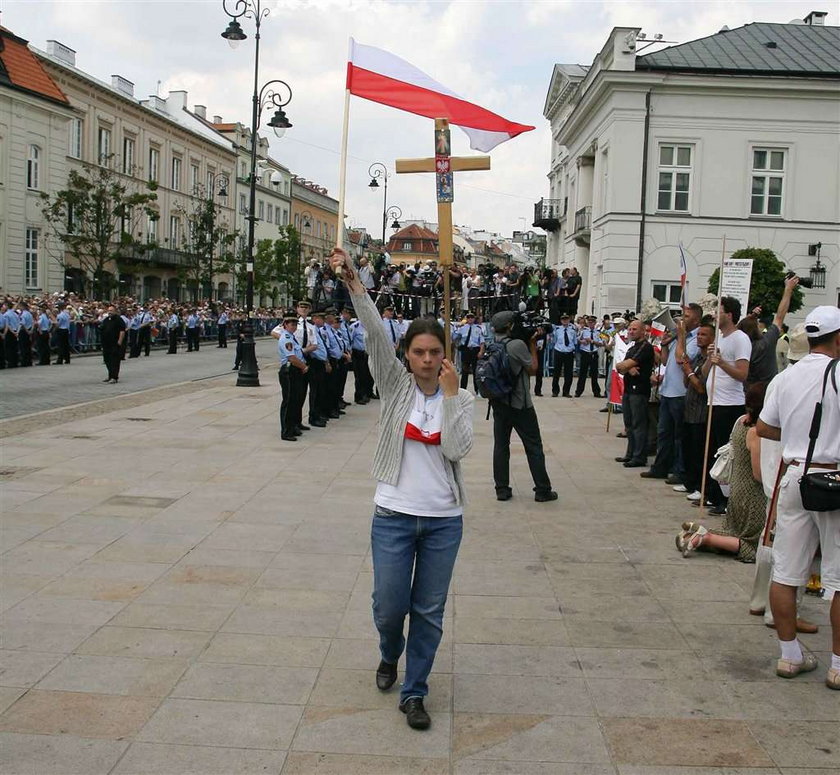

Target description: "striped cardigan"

left=351, top=290, right=474, bottom=507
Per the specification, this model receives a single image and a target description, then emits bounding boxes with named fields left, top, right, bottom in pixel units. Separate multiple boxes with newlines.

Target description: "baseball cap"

left=491, top=310, right=517, bottom=331
left=804, top=305, right=840, bottom=338
left=787, top=323, right=809, bottom=362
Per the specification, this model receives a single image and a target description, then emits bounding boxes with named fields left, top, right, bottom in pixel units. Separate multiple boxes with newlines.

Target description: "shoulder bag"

left=799, top=358, right=840, bottom=512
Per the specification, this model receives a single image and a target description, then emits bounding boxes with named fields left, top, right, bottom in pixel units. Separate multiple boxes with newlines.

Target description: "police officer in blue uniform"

left=330, top=310, right=352, bottom=409
left=217, top=308, right=229, bottom=348
left=320, top=309, right=345, bottom=419
left=3, top=301, right=20, bottom=368
left=551, top=312, right=577, bottom=397
left=18, top=302, right=34, bottom=367
left=575, top=314, right=603, bottom=397
left=306, top=309, right=330, bottom=427
left=127, top=306, right=141, bottom=357
left=134, top=306, right=153, bottom=357
left=36, top=306, right=52, bottom=365
left=167, top=309, right=180, bottom=354
left=278, top=315, right=308, bottom=441
left=344, top=306, right=373, bottom=404
left=456, top=311, right=483, bottom=390
left=186, top=310, right=200, bottom=352
left=55, top=303, right=71, bottom=364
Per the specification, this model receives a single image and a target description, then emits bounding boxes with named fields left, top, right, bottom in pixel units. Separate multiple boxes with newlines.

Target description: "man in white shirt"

left=701, top=296, right=752, bottom=514
left=758, top=305, right=840, bottom=689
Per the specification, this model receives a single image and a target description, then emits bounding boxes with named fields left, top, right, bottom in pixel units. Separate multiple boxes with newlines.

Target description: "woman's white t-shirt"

left=374, top=386, right=460, bottom=517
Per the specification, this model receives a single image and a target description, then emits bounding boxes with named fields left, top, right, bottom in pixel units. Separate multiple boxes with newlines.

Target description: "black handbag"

left=799, top=358, right=840, bottom=512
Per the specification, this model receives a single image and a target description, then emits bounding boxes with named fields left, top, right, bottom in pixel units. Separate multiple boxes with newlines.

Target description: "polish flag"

left=346, top=39, right=535, bottom=152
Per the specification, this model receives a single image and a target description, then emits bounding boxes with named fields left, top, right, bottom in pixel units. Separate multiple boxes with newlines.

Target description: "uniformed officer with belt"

left=36, top=306, right=52, bottom=365
left=217, top=309, right=229, bottom=348
left=330, top=310, right=352, bottom=409
left=167, top=309, right=179, bottom=354
left=457, top=311, right=484, bottom=390
left=291, top=300, right=320, bottom=428
left=278, top=315, right=308, bottom=441
left=320, top=309, right=345, bottom=419
left=3, top=301, right=20, bottom=368
left=307, top=309, right=330, bottom=426
left=344, top=307, right=372, bottom=404
left=18, top=302, right=34, bottom=367
left=55, top=303, right=71, bottom=364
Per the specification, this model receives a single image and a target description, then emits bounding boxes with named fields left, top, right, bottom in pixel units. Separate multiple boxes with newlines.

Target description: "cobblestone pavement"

left=0, top=377, right=836, bottom=775
left=0, top=338, right=279, bottom=421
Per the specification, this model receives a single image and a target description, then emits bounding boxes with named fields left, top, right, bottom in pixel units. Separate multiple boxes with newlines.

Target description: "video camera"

left=786, top=270, right=812, bottom=289
left=511, top=309, right=553, bottom=342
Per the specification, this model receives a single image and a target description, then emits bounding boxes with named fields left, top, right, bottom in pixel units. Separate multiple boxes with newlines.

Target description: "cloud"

left=7, top=0, right=826, bottom=242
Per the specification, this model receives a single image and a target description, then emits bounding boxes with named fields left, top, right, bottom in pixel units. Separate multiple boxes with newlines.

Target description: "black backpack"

left=475, top=338, right=515, bottom=401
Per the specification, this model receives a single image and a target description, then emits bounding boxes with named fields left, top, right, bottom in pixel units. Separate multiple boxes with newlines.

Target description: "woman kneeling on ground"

left=677, top=382, right=768, bottom=561
left=330, top=247, right=474, bottom=731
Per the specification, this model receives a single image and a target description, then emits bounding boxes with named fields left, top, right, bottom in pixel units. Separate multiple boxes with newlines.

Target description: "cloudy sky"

left=7, top=0, right=822, bottom=239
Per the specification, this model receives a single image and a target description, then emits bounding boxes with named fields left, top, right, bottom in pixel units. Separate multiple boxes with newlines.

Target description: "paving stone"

left=454, top=643, right=581, bottom=677
left=308, top=668, right=451, bottom=711
left=749, top=721, right=840, bottom=768
left=0, top=687, right=26, bottom=714
left=454, top=674, right=594, bottom=715
left=76, top=626, right=212, bottom=659
left=602, top=718, right=775, bottom=768
left=0, top=732, right=128, bottom=774
left=37, top=654, right=188, bottom=697
left=0, top=650, right=65, bottom=687
left=137, top=697, right=302, bottom=749
left=112, top=742, right=287, bottom=774
left=109, top=602, right=234, bottom=631
left=0, top=620, right=101, bottom=653
left=0, top=689, right=159, bottom=738
left=172, top=662, right=318, bottom=704
left=453, top=616, right=569, bottom=646
left=283, top=752, right=449, bottom=775
left=202, top=633, right=331, bottom=668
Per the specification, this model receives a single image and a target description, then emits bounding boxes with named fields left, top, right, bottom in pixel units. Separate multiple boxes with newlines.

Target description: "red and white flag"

left=679, top=243, right=688, bottom=307
left=346, top=39, right=535, bottom=152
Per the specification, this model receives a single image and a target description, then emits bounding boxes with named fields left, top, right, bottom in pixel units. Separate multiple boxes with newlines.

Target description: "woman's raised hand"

left=439, top=359, right=459, bottom=398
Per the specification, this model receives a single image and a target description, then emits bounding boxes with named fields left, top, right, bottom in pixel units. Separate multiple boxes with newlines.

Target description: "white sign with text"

left=720, top=258, right=754, bottom=315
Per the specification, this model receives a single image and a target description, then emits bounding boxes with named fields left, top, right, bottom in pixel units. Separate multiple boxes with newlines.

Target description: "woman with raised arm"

left=330, top=247, right=474, bottom=731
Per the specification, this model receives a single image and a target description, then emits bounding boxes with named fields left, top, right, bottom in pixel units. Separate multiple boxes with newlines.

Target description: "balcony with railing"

left=532, top=198, right=564, bottom=232
left=572, top=205, right=591, bottom=246
left=122, top=245, right=196, bottom=267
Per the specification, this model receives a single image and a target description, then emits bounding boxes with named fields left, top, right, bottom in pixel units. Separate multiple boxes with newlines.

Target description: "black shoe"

left=623, top=460, right=646, bottom=468
left=328, top=411, right=341, bottom=419
left=615, top=456, right=630, bottom=463
left=534, top=392, right=543, bottom=397
left=281, top=435, right=298, bottom=442
left=496, top=488, right=513, bottom=501
left=594, top=393, right=602, bottom=398
left=102, top=378, right=111, bottom=383
left=665, top=475, right=683, bottom=486
left=562, top=393, right=571, bottom=398
left=551, top=393, right=559, bottom=397
left=599, top=407, right=609, bottom=413
left=707, top=505, right=726, bottom=516
left=356, top=398, right=369, bottom=405
left=339, top=401, right=350, bottom=408
left=574, top=393, right=582, bottom=398
left=371, top=393, right=380, bottom=400
left=640, top=470, right=667, bottom=479
left=375, top=660, right=398, bottom=691
left=297, top=425, right=310, bottom=432
left=310, top=419, right=327, bottom=428
left=534, top=490, right=558, bottom=503
left=400, top=697, right=430, bottom=730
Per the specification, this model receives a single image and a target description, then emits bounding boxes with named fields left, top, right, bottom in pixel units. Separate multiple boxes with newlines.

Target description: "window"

left=169, top=215, right=181, bottom=246
left=652, top=282, right=683, bottom=306
left=275, top=208, right=281, bottom=225
left=149, top=147, right=159, bottom=182
left=266, top=204, right=273, bottom=223
left=258, top=200, right=264, bottom=220
left=98, top=126, right=111, bottom=164
left=751, top=148, right=785, bottom=216
left=122, top=136, right=134, bottom=174
left=206, top=169, right=215, bottom=194
left=171, top=157, right=182, bottom=191
left=148, top=214, right=158, bottom=242
left=403, top=241, right=412, bottom=250
left=239, top=193, right=247, bottom=214
left=294, top=214, right=300, bottom=229
left=282, top=208, right=288, bottom=226
left=69, top=118, right=82, bottom=159
left=657, top=144, right=692, bottom=212
left=191, top=163, right=200, bottom=193
left=27, top=145, right=40, bottom=189
left=25, top=228, right=39, bottom=288
left=240, top=160, right=246, bottom=179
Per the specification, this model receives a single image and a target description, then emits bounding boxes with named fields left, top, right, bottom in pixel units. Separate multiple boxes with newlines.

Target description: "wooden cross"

left=395, top=117, right=491, bottom=359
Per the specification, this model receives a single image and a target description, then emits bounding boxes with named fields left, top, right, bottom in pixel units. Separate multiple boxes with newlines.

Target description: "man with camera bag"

left=482, top=310, right=557, bottom=503
left=757, top=305, right=840, bottom=689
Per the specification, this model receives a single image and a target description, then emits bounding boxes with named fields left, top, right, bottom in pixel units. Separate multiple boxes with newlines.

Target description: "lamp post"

left=297, top=210, right=313, bottom=303
left=221, top=0, right=293, bottom=388
left=368, top=162, right=390, bottom=245
left=205, top=172, right=228, bottom=301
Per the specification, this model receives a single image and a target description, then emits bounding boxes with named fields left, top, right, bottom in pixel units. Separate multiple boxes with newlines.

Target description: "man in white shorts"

left=758, top=305, right=840, bottom=689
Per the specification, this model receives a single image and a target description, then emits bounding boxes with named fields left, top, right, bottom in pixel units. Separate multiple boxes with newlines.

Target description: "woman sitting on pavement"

left=330, top=246, right=474, bottom=732
left=677, top=382, right=768, bottom=560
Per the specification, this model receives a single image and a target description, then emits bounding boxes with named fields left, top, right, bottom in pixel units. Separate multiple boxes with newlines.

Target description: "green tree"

left=176, top=194, right=237, bottom=300
left=707, top=247, right=804, bottom=316
left=40, top=159, right=158, bottom=298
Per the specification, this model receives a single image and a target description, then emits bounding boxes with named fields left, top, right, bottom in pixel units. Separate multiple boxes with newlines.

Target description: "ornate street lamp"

left=808, top=243, right=826, bottom=289
left=385, top=205, right=402, bottom=233
left=368, top=162, right=390, bottom=245
left=204, top=171, right=229, bottom=301
left=297, top=210, right=313, bottom=303
left=221, top=0, right=293, bottom=387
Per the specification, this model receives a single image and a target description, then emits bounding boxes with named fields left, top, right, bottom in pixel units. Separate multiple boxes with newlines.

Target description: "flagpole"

left=699, top=234, right=727, bottom=508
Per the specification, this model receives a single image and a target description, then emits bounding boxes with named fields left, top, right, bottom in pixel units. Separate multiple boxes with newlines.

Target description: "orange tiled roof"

left=392, top=224, right=438, bottom=241
left=0, top=28, right=68, bottom=105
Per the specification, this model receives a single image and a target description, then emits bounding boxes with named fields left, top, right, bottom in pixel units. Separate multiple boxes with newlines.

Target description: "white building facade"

left=537, top=14, right=840, bottom=318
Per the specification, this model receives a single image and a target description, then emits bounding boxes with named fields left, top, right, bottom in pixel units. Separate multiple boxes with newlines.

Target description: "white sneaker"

left=672, top=484, right=688, bottom=493
left=686, top=491, right=701, bottom=502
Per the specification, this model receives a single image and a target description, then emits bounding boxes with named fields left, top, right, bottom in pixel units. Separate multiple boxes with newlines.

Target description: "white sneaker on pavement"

left=686, top=491, right=701, bottom=502
left=673, top=484, right=688, bottom=493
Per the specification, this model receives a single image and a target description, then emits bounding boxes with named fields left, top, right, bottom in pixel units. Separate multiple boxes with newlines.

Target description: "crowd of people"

left=0, top=292, right=286, bottom=373
left=304, top=257, right=585, bottom=322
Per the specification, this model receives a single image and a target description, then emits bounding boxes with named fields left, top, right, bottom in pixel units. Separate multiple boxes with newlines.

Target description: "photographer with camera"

left=485, top=310, right=557, bottom=503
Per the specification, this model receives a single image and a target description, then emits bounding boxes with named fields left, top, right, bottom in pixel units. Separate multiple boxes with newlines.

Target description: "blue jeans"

left=371, top=508, right=462, bottom=702
left=651, top=395, right=685, bottom=477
